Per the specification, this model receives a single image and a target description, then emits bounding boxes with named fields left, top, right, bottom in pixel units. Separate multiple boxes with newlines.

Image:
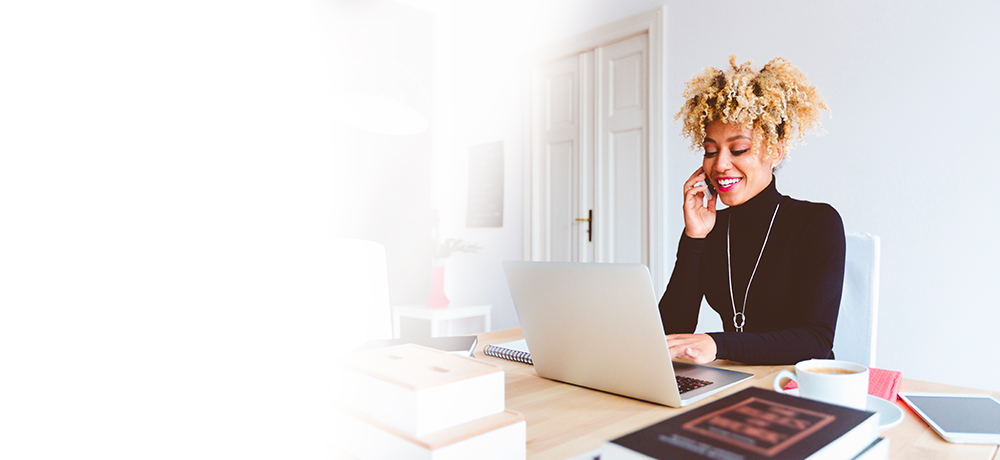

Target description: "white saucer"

left=867, top=394, right=904, bottom=431
left=783, top=390, right=904, bottom=431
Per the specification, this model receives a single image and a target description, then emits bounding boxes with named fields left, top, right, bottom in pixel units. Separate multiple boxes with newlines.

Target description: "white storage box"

left=335, top=344, right=505, bottom=436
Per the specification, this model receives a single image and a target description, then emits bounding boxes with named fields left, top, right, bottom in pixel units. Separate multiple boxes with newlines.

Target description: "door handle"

left=575, top=209, right=593, bottom=242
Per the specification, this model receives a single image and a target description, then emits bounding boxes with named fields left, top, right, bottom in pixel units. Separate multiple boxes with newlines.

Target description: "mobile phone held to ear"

left=704, top=178, right=716, bottom=198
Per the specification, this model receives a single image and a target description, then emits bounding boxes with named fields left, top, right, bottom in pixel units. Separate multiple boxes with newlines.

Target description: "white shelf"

left=391, top=304, right=493, bottom=338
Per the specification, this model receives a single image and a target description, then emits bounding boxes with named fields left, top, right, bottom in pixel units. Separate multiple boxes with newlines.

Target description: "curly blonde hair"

left=675, top=55, right=829, bottom=161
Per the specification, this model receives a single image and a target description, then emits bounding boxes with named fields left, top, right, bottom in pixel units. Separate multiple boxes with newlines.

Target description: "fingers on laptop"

left=666, top=334, right=718, bottom=364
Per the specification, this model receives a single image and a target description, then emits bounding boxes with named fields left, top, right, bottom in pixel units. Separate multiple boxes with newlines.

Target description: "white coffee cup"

left=772, top=359, right=869, bottom=410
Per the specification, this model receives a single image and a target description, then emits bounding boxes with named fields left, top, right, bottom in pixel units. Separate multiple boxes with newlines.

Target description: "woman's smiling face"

left=702, top=120, right=783, bottom=207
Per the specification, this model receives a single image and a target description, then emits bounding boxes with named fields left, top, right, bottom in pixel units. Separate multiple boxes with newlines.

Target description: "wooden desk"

left=476, top=328, right=1000, bottom=460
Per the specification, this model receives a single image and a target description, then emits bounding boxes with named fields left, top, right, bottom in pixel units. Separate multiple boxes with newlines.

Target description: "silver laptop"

left=502, top=261, right=752, bottom=407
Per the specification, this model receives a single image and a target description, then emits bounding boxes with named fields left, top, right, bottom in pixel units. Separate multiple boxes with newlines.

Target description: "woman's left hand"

left=666, top=333, right=718, bottom=364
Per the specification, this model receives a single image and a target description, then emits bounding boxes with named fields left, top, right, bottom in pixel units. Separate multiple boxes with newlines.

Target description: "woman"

left=659, top=56, right=844, bottom=365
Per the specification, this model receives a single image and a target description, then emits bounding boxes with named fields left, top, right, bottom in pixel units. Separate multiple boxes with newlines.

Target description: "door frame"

left=522, top=6, right=668, bottom=290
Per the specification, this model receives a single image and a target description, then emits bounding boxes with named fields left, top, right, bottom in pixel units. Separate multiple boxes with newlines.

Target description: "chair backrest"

left=833, top=232, right=880, bottom=367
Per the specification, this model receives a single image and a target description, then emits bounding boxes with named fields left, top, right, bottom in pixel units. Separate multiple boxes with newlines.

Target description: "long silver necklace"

left=727, top=203, right=780, bottom=332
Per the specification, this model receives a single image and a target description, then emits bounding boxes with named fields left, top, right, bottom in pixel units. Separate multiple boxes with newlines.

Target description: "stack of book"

left=602, top=387, right=888, bottom=460
left=334, top=344, right=525, bottom=460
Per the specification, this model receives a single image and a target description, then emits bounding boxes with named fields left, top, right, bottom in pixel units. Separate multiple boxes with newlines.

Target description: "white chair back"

left=834, top=232, right=880, bottom=367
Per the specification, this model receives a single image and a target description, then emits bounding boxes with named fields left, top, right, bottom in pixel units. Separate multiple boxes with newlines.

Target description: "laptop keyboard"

left=676, top=375, right=713, bottom=394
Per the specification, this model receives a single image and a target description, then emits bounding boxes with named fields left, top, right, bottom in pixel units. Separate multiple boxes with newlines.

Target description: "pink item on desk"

left=867, top=367, right=902, bottom=402
left=783, top=367, right=902, bottom=403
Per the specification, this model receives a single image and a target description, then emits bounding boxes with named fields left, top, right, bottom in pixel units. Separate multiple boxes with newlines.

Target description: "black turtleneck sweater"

left=658, top=179, right=846, bottom=365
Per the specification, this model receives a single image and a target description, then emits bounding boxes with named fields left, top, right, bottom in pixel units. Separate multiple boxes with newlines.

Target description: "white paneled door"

left=530, top=52, right=592, bottom=263
left=596, top=34, right=648, bottom=265
left=529, top=34, right=649, bottom=267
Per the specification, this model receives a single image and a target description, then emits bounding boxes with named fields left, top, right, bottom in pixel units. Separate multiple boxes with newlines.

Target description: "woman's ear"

left=771, top=142, right=786, bottom=170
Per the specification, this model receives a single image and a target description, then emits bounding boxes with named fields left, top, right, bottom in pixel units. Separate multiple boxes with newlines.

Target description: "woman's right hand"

left=683, top=167, right=717, bottom=238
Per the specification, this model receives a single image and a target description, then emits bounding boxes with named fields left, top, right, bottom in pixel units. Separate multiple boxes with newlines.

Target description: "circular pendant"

left=733, top=312, right=746, bottom=330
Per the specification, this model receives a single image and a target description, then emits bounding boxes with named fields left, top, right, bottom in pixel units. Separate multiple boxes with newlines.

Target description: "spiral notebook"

left=484, top=339, right=532, bottom=365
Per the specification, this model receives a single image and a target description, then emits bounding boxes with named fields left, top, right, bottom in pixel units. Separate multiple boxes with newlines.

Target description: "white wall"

left=1, top=1, right=346, bottom=458
left=439, top=0, right=1000, bottom=393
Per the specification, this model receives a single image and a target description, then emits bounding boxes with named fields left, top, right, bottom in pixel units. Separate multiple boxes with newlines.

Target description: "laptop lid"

left=502, top=261, right=751, bottom=407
